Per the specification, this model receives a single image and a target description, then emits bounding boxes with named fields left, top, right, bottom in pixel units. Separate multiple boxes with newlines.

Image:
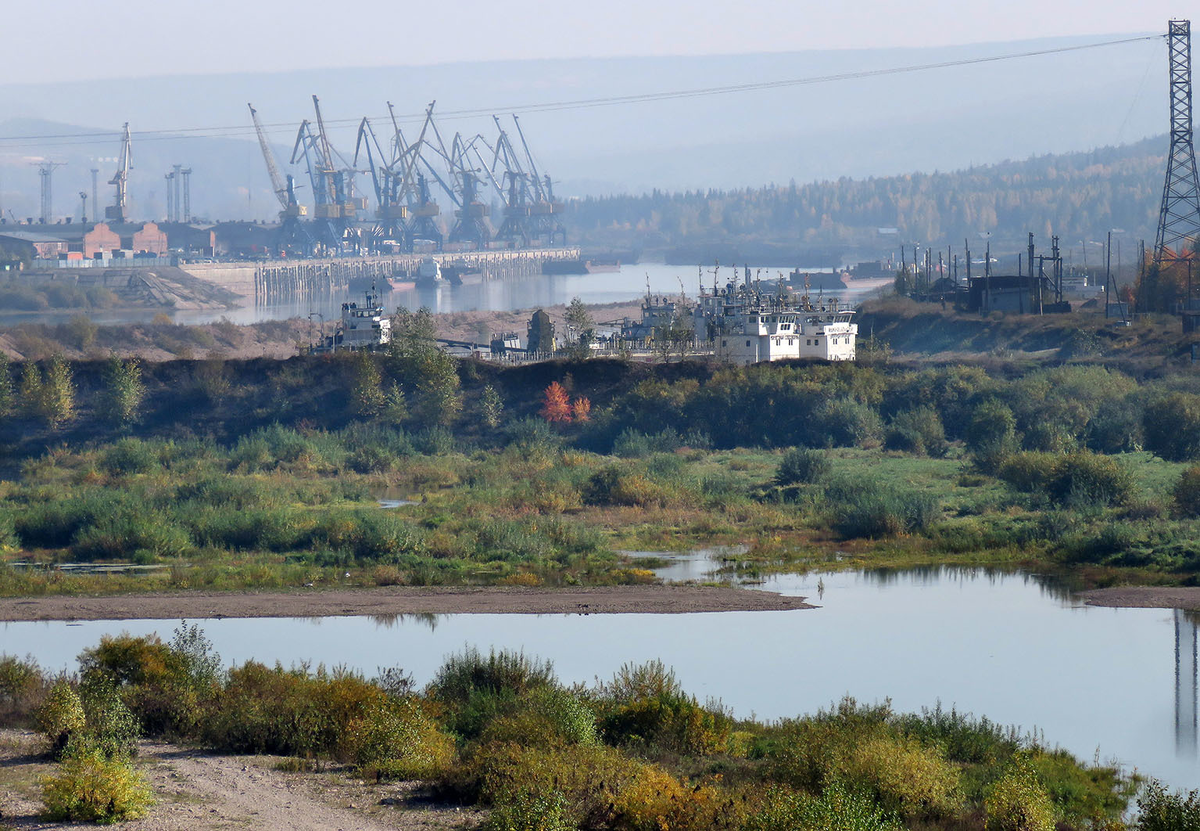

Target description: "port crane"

left=105, top=123, right=132, bottom=223
left=488, top=116, right=565, bottom=247
left=249, top=103, right=311, bottom=254
left=291, top=95, right=361, bottom=253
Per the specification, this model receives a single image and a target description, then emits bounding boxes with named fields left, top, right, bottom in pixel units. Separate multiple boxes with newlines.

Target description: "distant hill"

left=0, top=34, right=1172, bottom=221
left=564, top=137, right=1167, bottom=261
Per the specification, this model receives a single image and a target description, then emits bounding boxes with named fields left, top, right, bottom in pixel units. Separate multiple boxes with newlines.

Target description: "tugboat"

left=312, top=286, right=392, bottom=352
left=415, top=256, right=443, bottom=287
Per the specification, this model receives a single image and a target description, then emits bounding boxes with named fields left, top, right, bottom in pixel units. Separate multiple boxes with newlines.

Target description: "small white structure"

left=314, top=288, right=391, bottom=352
left=715, top=309, right=857, bottom=365
left=696, top=276, right=857, bottom=365
left=416, top=256, right=442, bottom=285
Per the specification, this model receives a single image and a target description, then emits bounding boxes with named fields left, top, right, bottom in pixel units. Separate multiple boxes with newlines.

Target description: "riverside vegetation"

left=5, top=634, right=1198, bottom=830
left=3, top=309, right=1200, bottom=594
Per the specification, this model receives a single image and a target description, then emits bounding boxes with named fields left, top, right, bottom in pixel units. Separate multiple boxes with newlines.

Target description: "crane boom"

left=105, top=123, right=132, bottom=223
left=248, top=103, right=289, bottom=209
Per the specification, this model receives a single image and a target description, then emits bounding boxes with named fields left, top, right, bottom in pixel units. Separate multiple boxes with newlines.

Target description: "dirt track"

left=0, top=730, right=482, bottom=830
left=1078, top=586, right=1200, bottom=612
left=0, top=584, right=813, bottom=622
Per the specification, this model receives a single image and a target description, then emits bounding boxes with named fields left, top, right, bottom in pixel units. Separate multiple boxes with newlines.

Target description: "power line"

left=0, top=33, right=1163, bottom=151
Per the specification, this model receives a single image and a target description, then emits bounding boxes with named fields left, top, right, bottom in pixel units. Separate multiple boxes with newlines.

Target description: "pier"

left=180, top=247, right=581, bottom=305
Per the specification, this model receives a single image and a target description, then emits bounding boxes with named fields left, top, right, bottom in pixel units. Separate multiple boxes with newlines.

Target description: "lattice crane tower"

left=1155, top=20, right=1200, bottom=263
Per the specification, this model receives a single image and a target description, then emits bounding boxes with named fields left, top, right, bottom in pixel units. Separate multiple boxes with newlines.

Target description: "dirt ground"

left=1077, top=586, right=1200, bottom=611
left=0, top=585, right=812, bottom=623
left=0, top=729, right=482, bottom=830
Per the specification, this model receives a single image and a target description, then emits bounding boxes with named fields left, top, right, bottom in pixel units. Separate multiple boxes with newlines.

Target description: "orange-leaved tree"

left=541, top=381, right=573, bottom=423
left=572, top=397, right=592, bottom=422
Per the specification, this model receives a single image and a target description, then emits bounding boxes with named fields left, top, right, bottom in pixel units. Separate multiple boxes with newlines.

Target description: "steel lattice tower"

left=1156, top=20, right=1200, bottom=262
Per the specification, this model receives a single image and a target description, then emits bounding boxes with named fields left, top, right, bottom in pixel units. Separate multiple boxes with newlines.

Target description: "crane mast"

left=105, top=123, right=132, bottom=223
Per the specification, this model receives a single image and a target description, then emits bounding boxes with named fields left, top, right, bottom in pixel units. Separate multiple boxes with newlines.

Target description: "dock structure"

left=180, top=247, right=581, bottom=305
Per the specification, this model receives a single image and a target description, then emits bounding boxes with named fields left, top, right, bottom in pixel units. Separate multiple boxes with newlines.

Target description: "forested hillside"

left=566, top=137, right=1165, bottom=257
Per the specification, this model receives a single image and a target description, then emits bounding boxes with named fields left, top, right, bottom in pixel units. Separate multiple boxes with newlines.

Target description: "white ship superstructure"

left=699, top=279, right=857, bottom=365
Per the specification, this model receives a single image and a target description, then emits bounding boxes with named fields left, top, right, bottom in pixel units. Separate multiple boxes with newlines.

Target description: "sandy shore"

left=1078, top=586, right=1200, bottom=611
left=0, top=585, right=812, bottom=622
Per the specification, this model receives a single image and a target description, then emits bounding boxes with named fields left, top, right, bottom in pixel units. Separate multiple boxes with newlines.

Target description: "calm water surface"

left=0, top=263, right=874, bottom=327
left=3, top=566, right=1196, bottom=791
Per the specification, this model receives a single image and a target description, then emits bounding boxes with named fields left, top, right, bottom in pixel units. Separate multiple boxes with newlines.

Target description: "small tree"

left=100, top=356, right=145, bottom=427
left=381, top=382, right=408, bottom=426
left=0, top=352, right=12, bottom=417
left=350, top=350, right=384, bottom=417
left=39, top=355, right=75, bottom=430
left=571, top=396, right=592, bottom=423
left=541, top=382, right=573, bottom=423
left=565, top=296, right=595, bottom=358
left=18, top=360, right=42, bottom=418
left=481, top=384, right=505, bottom=428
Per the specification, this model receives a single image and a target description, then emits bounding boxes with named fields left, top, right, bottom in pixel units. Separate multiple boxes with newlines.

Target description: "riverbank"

left=1079, top=585, right=1200, bottom=612
left=0, top=584, right=813, bottom=622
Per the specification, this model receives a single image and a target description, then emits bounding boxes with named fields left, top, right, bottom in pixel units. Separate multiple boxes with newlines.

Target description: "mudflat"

left=0, top=585, right=813, bottom=622
left=1078, top=586, right=1200, bottom=611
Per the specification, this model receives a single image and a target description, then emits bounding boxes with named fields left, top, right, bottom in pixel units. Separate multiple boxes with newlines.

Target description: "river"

left=0, top=263, right=881, bottom=328
left=3, top=565, right=1196, bottom=791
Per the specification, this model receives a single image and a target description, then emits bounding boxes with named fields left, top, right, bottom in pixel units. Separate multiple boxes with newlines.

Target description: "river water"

left=0, top=263, right=878, bottom=328
left=3, top=565, right=1196, bottom=791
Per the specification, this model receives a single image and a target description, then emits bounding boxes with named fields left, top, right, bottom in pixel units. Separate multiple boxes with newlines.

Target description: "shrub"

left=984, top=758, right=1055, bottom=831
left=1145, top=392, right=1200, bottom=461
left=0, top=655, right=44, bottom=726
left=41, top=745, right=153, bottom=823
left=482, top=791, right=572, bottom=831
left=99, top=437, right=159, bottom=475
left=35, top=681, right=86, bottom=755
left=595, top=660, right=731, bottom=756
left=837, top=732, right=961, bottom=819
left=1174, top=466, right=1200, bottom=517
left=1044, top=452, right=1133, bottom=508
left=818, top=397, right=883, bottom=448
left=743, top=783, right=901, bottom=831
left=612, top=427, right=683, bottom=457
left=775, top=447, right=831, bottom=485
left=480, top=686, right=598, bottom=749
left=825, top=477, right=940, bottom=539
left=884, top=407, right=948, bottom=457
left=429, top=648, right=555, bottom=740
left=342, top=696, right=454, bottom=778
left=996, top=452, right=1058, bottom=494
left=1136, top=779, right=1200, bottom=831
left=967, top=399, right=1019, bottom=470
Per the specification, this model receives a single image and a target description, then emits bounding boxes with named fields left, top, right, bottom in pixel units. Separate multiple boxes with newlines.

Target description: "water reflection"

left=1177, top=609, right=1198, bottom=757
left=4, top=568, right=1198, bottom=790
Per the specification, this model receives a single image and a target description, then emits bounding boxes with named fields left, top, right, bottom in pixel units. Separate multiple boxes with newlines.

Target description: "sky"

left=8, top=0, right=1184, bottom=85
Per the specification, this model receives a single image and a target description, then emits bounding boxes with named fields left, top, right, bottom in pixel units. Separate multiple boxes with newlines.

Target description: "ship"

left=415, top=256, right=443, bottom=287
left=692, top=270, right=856, bottom=364
left=312, top=287, right=392, bottom=352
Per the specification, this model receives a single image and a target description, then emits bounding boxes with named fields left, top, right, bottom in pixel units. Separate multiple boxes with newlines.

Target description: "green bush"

left=743, top=783, right=900, bottom=831
left=884, top=407, right=948, bottom=457
left=1144, top=392, right=1200, bottom=462
left=1136, top=779, right=1200, bottom=830
left=1173, top=466, right=1200, bottom=517
left=775, top=447, right=831, bottom=485
left=996, top=452, right=1059, bottom=494
left=342, top=696, right=454, bottom=778
left=595, top=660, right=731, bottom=755
left=818, top=397, right=883, bottom=448
left=99, top=438, right=159, bottom=475
left=429, top=648, right=555, bottom=740
left=0, top=655, right=44, bottom=726
left=825, top=477, right=940, bottom=539
left=35, top=681, right=85, bottom=755
left=41, top=744, right=153, bottom=823
left=1044, top=452, right=1133, bottom=507
left=984, top=757, right=1055, bottom=831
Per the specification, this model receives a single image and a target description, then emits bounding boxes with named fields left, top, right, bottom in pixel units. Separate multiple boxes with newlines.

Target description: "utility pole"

left=1156, top=20, right=1200, bottom=264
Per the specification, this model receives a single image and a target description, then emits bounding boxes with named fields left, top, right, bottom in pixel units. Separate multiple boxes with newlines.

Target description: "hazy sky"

left=9, top=0, right=1182, bottom=85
